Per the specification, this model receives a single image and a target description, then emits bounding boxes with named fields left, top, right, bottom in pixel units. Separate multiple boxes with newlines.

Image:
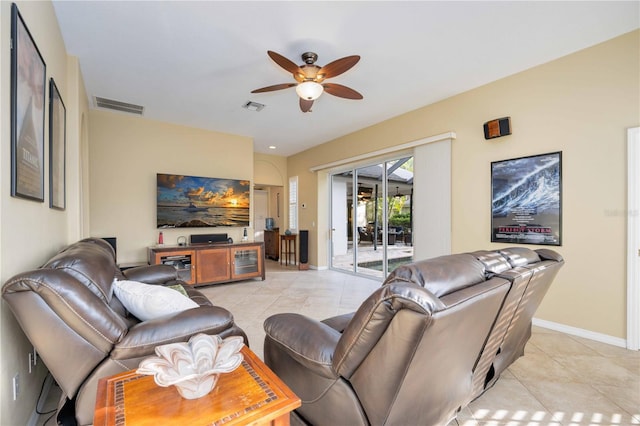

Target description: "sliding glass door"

left=330, top=156, right=414, bottom=279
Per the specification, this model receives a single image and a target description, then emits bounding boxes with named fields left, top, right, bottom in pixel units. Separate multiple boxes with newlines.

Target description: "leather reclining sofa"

left=264, top=247, right=564, bottom=426
left=2, top=238, right=247, bottom=425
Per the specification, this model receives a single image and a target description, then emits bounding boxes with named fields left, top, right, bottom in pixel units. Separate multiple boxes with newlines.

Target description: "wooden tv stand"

left=148, top=242, right=265, bottom=286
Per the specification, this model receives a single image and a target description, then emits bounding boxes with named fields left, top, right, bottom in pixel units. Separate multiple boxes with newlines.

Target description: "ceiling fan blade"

left=300, top=98, right=314, bottom=113
left=251, top=83, right=296, bottom=93
left=322, top=83, right=363, bottom=100
left=267, top=51, right=303, bottom=75
left=318, top=55, right=360, bottom=79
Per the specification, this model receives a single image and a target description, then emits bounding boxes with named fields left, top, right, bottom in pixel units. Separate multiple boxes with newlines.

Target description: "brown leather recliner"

left=264, top=248, right=563, bottom=425
left=2, top=238, right=247, bottom=425
left=264, top=253, right=513, bottom=425
left=468, top=247, right=564, bottom=399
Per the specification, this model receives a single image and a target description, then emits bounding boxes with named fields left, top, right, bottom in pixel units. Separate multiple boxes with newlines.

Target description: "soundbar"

left=190, top=233, right=228, bottom=245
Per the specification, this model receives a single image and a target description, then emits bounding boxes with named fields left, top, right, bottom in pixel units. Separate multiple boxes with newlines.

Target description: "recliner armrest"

left=321, top=312, right=354, bottom=333
left=264, top=313, right=340, bottom=379
left=535, top=248, right=564, bottom=263
left=123, top=264, right=178, bottom=284
left=111, top=305, right=236, bottom=359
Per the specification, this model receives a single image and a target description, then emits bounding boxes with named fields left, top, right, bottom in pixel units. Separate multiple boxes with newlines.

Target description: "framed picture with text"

left=49, top=78, right=66, bottom=210
left=491, top=151, right=562, bottom=246
left=10, top=3, right=47, bottom=202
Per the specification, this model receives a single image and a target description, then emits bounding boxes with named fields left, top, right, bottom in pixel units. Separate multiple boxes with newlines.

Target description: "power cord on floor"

left=35, top=372, right=57, bottom=425
left=42, top=412, right=56, bottom=426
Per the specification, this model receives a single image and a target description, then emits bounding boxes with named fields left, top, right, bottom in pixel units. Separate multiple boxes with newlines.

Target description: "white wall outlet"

left=12, top=373, right=19, bottom=400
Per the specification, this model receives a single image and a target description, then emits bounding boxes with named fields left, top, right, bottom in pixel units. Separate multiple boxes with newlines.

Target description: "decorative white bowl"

left=137, top=334, right=244, bottom=399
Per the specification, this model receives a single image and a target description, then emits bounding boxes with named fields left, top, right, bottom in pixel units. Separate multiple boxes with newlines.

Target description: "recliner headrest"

left=497, top=247, right=541, bottom=268
left=42, top=241, right=122, bottom=302
left=384, top=253, right=486, bottom=297
left=469, top=250, right=512, bottom=275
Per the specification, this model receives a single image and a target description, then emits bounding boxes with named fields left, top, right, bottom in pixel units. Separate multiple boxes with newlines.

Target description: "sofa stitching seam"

left=269, top=334, right=333, bottom=367
left=10, top=276, right=117, bottom=345
left=115, top=320, right=233, bottom=350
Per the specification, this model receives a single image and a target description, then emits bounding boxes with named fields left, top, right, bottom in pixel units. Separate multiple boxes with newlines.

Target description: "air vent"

left=242, top=101, right=265, bottom=112
left=94, top=96, right=144, bottom=115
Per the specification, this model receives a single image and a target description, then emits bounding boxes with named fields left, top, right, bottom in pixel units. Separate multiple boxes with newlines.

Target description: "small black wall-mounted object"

left=484, top=117, right=511, bottom=139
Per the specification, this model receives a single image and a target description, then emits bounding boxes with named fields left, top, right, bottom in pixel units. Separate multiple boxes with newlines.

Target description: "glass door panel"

left=353, top=163, right=385, bottom=279
left=231, top=245, right=263, bottom=280
left=352, top=164, right=385, bottom=279
left=386, top=157, right=414, bottom=273
left=330, top=173, right=353, bottom=274
left=330, top=156, right=414, bottom=280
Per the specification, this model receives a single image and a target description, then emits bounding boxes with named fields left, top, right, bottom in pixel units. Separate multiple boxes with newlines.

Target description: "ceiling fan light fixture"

left=296, top=81, right=323, bottom=100
left=253, top=51, right=362, bottom=111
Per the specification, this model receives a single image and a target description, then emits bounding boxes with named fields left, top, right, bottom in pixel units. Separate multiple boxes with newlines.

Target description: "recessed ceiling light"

left=268, top=146, right=276, bottom=150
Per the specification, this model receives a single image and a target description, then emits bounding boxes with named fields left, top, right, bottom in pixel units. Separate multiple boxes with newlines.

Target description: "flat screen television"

left=157, top=173, right=250, bottom=228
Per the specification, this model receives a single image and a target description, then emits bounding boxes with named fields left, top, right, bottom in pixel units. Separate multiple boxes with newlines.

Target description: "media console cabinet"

left=148, top=242, right=265, bottom=286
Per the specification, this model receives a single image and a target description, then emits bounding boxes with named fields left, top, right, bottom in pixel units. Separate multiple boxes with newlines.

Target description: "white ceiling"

left=52, top=1, right=639, bottom=157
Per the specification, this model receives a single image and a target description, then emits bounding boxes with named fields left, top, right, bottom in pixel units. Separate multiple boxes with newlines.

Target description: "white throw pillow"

left=113, top=280, right=199, bottom=321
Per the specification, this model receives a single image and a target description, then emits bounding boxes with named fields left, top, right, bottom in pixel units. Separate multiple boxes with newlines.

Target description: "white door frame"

left=628, top=126, right=640, bottom=350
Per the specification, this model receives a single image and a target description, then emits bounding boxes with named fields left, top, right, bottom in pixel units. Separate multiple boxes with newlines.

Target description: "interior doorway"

left=330, top=156, right=414, bottom=279
left=253, top=190, right=268, bottom=242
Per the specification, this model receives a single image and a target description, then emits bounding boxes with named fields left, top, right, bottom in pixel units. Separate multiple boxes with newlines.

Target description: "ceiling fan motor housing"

left=301, top=52, right=318, bottom=64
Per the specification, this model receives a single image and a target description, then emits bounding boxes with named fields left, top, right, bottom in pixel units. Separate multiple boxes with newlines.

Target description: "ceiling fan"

left=251, top=51, right=363, bottom=113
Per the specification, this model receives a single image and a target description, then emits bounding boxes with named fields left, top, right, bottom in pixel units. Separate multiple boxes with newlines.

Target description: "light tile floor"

left=37, top=260, right=640, bottom=426
left=332, top=241, right=414, bottom=279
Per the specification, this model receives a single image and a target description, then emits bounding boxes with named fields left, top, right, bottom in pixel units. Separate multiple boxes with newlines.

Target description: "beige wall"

left=65, top=55, right=90, bottom=241
left=0, top=1, right=90, bottom=424
left=254, top=153, right=287, bottom=230
left=287, top=159, right=319, bottom=261
left=289, top=30, right=640, bottom=340
left=88, top=110, right=254, bottom=263
left=254, top=152, right=287, bottom=187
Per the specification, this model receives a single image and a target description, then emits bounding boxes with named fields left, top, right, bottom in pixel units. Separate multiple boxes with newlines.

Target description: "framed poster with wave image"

left=491, top=152, right=562, bottom=246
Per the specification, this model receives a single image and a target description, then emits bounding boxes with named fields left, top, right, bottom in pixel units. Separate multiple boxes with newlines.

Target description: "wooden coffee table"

left=94, top=346, right=301, bottom=426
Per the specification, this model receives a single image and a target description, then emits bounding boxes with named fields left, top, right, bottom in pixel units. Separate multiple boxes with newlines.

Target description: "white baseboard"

left=533, top=318, right=629, bottom=349
left=309, top=265, right=328, bottom=270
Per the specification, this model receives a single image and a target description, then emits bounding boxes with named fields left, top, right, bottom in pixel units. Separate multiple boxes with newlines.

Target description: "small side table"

left=94, top=346, right=300, bottom=425
left=280, top=234, right=297, bottom=266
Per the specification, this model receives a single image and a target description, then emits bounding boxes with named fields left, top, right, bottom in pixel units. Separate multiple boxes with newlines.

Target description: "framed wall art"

left=10, top=3, right=47, bottom=202
left=49, top=78, right=66, bottom=210
left=491, top=151, right=562, bottom=246
left=156, top=173, right=251, bottom=228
